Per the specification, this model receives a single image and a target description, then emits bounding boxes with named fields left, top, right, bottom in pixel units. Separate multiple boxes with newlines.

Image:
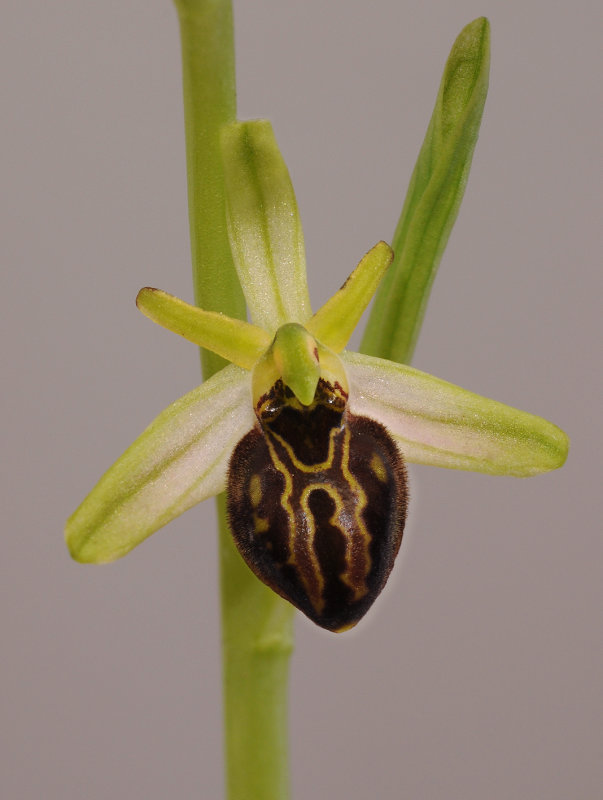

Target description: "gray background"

left=2, top=1, right=602, bottom=797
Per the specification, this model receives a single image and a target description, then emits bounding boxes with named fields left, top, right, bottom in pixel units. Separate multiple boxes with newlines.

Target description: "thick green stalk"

left=174, top=0, right=245, bottom=376
left=173, top=2, right=294, bottom=797
left=218, top=495, right=294, bottom=800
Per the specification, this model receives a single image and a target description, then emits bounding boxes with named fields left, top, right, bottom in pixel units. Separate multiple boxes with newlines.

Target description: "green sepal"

left=221, top=120, right=312, bottom=333
left=65, top=365, right=254, bottom=563
left=307, top=241, right=393, bottom=353
left=136, top=287, right=270, bottom=369
left=343, top=351, right=569, bottom=476
left=361, top=17, right=490, bottom=364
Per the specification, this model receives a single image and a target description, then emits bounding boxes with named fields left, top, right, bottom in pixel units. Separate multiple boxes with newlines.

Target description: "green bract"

left=362, top=16, right=491, bottom=364
left=66, top=118, right=568, bottom=571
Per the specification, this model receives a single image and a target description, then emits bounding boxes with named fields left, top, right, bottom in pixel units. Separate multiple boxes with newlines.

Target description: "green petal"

left=307, top=241, right=393, bottom=353
left=65, top=365, right=254, bottom=563
left=136, top=287, right=270, bottom=369
left=362, top=17, right=490, bottom=364
left=221, top=120, right=312, bottom=332
left=343, top=351, right=568, bottom=476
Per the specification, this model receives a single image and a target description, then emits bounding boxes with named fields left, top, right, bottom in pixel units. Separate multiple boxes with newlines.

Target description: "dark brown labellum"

left=227, top=378, right=408, bottom=632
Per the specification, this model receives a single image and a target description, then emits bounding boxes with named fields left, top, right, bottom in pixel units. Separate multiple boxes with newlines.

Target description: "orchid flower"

left=65, top=120, right=568, bottom=632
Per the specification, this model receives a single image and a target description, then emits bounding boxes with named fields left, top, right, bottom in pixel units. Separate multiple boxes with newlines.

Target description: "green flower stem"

left=174, top=0, right=245, bottom=376
left=173, top=2, right=294, bottom=798
left=218, top=494, right=294, bottom=800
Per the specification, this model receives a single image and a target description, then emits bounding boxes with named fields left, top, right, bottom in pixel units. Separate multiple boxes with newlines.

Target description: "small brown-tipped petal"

left=307, top=242, right=393, bottom=353
left=136, top=287, right=270, bottom=369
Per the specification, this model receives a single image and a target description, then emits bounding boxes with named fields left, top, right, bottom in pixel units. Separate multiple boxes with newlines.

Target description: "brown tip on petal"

left=135, top=287, right=158, bottom=308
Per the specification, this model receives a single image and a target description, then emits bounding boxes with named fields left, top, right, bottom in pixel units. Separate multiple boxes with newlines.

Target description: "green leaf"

left=307, top=241, right=393, bottom=353
left=136, top=287, right=270, bottom=369
left=343, top=351, right=568, bottom=476
left=221, top=120, right=312, bottom=333
left=361, top=17, right=490, bottom=364
left=66, top=365, right=253, bottom=563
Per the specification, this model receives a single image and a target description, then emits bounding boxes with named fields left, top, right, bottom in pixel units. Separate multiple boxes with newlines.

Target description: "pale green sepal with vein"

left=362, top=17, right=490, bottom=365
left=136, top=287, right=270, bottom=369
left=343, top=351, right=568, bottom=476
left=65, top=365, right=254, bottom=564
left=307, top=241, right=393, bottom=353
left=221, top=120, right=312, bottom=333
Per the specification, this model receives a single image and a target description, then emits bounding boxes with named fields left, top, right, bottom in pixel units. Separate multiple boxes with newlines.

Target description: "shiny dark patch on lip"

left=227, top=380, right=408, bottom=632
